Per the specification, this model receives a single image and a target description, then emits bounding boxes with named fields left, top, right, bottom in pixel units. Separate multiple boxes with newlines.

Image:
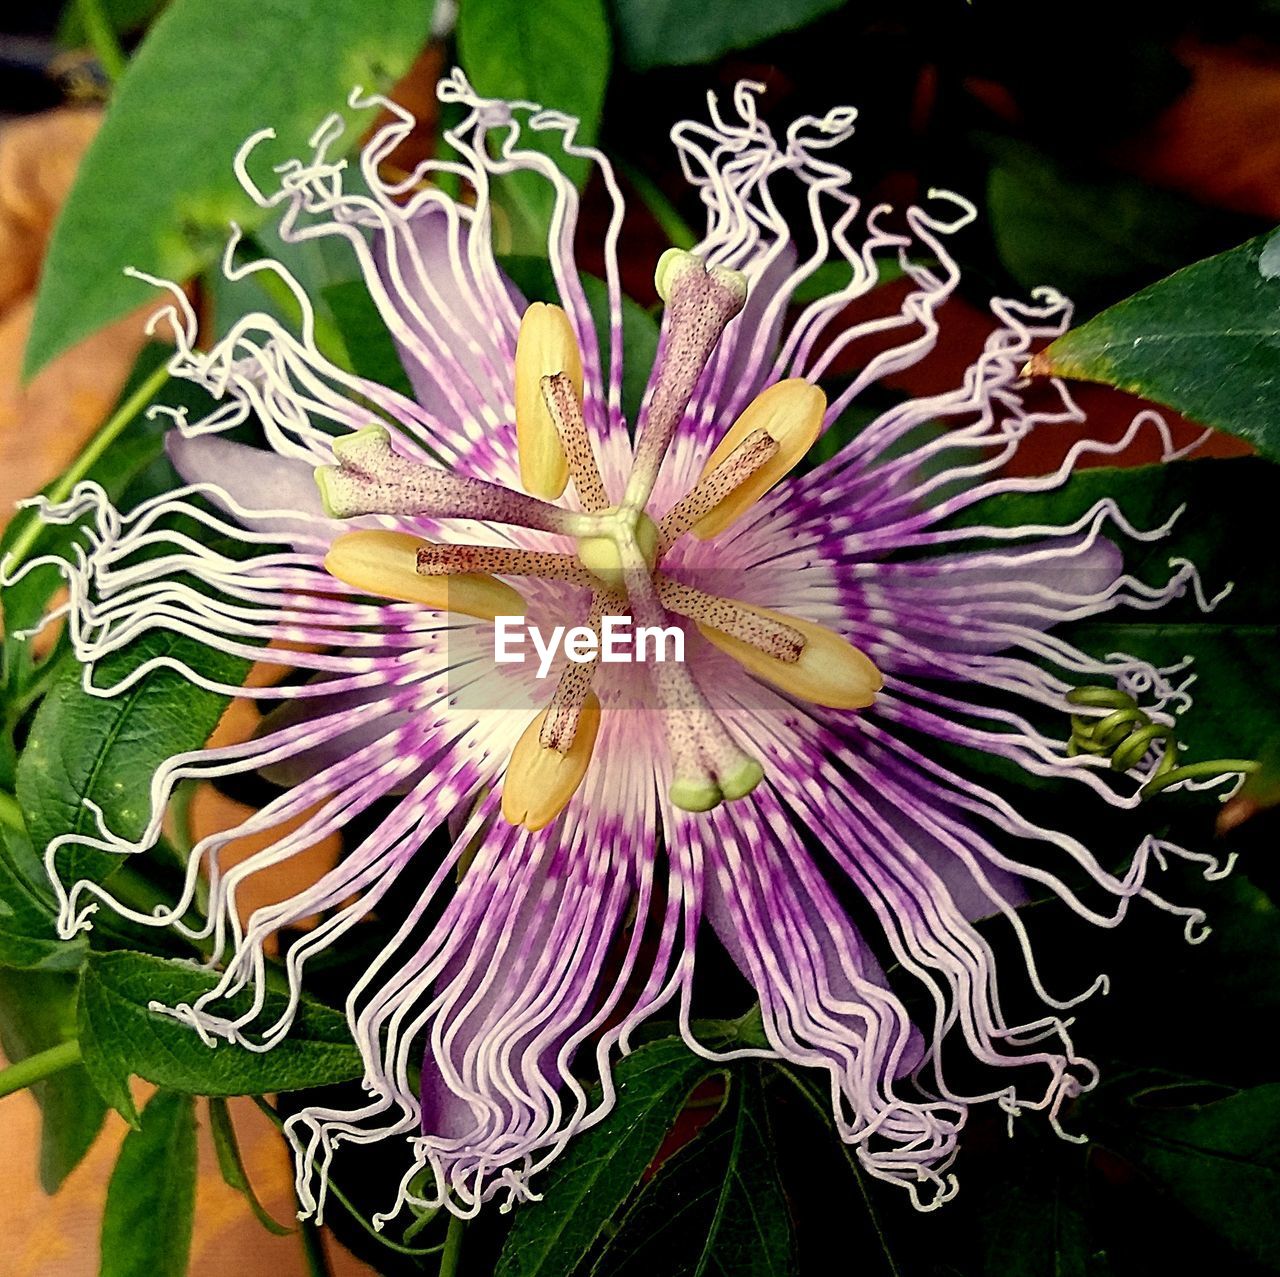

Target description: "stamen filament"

left=541, top=372, right=610, bottom=513
left=657, top=576, right=803, bottom=662
left=540, top=591, right=617, bottom=751
left=416, top=543, right=594, bottom=586
left=658, top=429, right=779, bottom=553
left=620, top=535, right=761, bottom=809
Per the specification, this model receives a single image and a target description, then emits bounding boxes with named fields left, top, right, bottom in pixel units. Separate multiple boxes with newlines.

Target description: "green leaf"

left=1094, top=872, right=1280, bottom=1086
left=974, top=1140, right=1101, bottom=1277
left=458, top=0, right=609, bottom=250
left=0, top=824, right=87, bottom=972
left=1032, top=226, right=1280, bottom=461
left=100, top=1089, right=198, bottom=1277
left=321, top=279, right=415, bottom=399
left=15, top=630, right=249, bottom=887
left=1100, top=1083, right=1280, bottom=1270
left=593, top=1068, right=797, bottom=1277
left=58, top=0, right=164, bottom=45
left=612, top=0, right=845, bottom=69
left=959, top=457, right=1280, bottom=766
left=0, top=968, right=108, bottom=1192
left=773, top=1065, right=902, bottom=1277
left=208, top=1097, right=293, bottom=1235
left=985, top=140, right=1251, bottom=316
left=207, top=225, right=358, bottom=373
left=77, top=950, right=363, bottom=1124
left=495, top=1037, right=720, bottom=1277
left=27, top=0, right=432, bottom=376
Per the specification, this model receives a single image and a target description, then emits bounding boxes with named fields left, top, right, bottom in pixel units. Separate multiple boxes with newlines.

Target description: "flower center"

left=576, top=508, right=659, bottom=591
left=319, top=251, right=883, bottom=829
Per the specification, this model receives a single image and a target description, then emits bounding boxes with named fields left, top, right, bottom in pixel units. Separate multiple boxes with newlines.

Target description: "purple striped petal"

left=166, top=433, right=334, bottom=545
left=374, top=206, right=526, bottom=440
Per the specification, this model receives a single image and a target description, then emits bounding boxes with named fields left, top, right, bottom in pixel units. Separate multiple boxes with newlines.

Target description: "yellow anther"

left=502, top=692, right=602, bottom=831
left=699, top=603, right=882, bottom=709
left=324, top=530, right=525, bottom=622
left=693, top=379, right=825, bottom=540
left=515, top=302, right=583, bottom=500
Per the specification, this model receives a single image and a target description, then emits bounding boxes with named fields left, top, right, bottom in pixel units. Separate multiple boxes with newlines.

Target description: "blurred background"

left=1, top=0, right=1277, bottom=1272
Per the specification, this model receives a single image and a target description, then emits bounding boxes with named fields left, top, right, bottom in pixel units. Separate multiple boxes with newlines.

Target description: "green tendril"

left=1066, top=686, right=1259, bottom=798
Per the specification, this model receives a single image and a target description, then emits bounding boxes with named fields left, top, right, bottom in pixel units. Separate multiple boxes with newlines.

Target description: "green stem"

left=298, top=1215, right=333, bottom=1277
left=75, top=0, right=127, bottom=82
left=439, top=1213, right=465, bottom=1277
left=617, top=160, right=698, bottom=250
left=1142, top=759, right=1261, bottom=798
left=3, top=362, right=171, bottom=575
left=402, top=1202, right=441, bottom=1244
left=0, top=790, right=23, bottom=833
left=0, top=1040, right=82, bottom=1099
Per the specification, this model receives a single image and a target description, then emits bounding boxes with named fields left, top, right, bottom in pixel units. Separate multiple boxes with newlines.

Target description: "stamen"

left=622, top=546, right=762, bottom=810
left=540, top=591, right=616, bottom=751
left=691, top=378, right=826, bottom=540
left=502, top=691, right=602, bottom=831
left=697, top=601, right=882, bottom=710
left=541, top=371, right=610, bottom=512
left=515, top=302, right=583, bottom=499
left=324, top=530, right=525, bottom=621
left=657, top=577, right=803, bottom=662
left=416, top=542, right=594, bottom=586
left=623, top=251, right=747, bottom=511
left=657, top=429, right=779, bottom=553
left=316, top=425, right=590, bottom=536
